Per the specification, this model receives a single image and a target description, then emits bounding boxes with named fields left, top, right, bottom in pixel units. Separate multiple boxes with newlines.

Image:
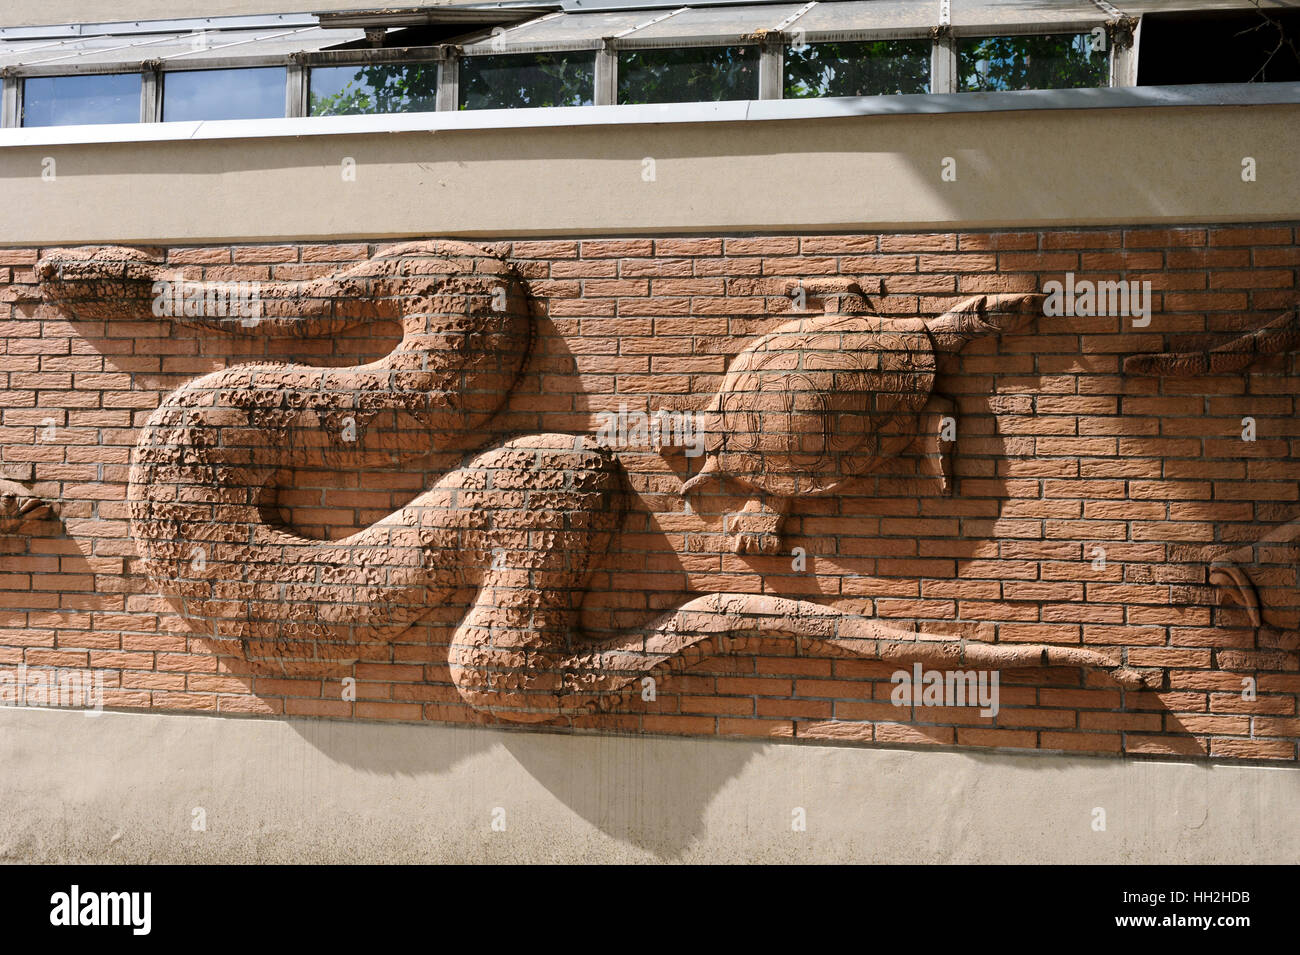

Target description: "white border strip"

left=1, top=81, right=1297, bottom=147
left=613, top=6, right=689, bottom=38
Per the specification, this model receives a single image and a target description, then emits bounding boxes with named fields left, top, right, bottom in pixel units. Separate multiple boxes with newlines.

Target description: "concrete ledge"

left=0, top=706, right=1294, bottom=863
left=2, top=98, right=1297, bottom=244
left=2, top=84, right=1299, bottom=148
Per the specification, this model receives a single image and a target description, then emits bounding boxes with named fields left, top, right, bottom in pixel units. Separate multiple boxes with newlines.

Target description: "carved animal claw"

left=17, top=497, right=46, bottom=516
left=1209, top=561, right=1262, bottom=628
left=727, top=528, right=782, bottom=556
left=0, top=479, right=52, bottom=534
left=724, top=498, right=787, bottom=555
left=680, top=459, right=721, bottom=497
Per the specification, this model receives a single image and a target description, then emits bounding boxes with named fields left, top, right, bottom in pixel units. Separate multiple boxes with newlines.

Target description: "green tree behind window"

left=785, top=39, right=931, bottom=98
left=460, top=52, right=594, bottom=109
left=619, top=46, right=759, bottom=104
left=958, top=34, right=1107, bottom=92
left=309, top=64, right=438, bottom=116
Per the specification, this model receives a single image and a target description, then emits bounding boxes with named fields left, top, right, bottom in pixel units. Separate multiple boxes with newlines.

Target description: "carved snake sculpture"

left=38, top=243, right=1147, bottom=723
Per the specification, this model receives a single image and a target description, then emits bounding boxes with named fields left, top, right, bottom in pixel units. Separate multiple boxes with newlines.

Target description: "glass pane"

left=618, top=47, right=759, bottom=104
left=163, top=67, right=286, bottom=121
left=22, top=73, right=141, bottom=127
left=459, top=53, right=594, bottom=109
left=784, top=39, right=931, bottom=98
left=958, top=34, right=1108, bottom=92
left=309, top=63, right=438, bottom=116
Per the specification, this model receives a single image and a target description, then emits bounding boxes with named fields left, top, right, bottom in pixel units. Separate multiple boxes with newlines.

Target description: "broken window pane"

left=163, top=67, right=286, bottom=121
left=785, top=39, right=931, bottom=98
left=22, top=73, right=141, bottom=126
left=459, top=52, right=594, bottom=109
left=619, top=46, right=760, bottom=104
left=958, top=33, right=1108, bottom=92
left=309, top=63, right=439, bottom=115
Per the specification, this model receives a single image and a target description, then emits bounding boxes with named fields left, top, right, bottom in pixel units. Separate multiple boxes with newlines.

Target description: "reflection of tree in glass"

left=619, top=46, right=759, bottom=104
left=958, top=34, right=1107, bottom=92
left=310, top=64, right=438, bottom=115
left=785, top=40, right=930, bottom=98
left=460, top=53, right=594, bottom=108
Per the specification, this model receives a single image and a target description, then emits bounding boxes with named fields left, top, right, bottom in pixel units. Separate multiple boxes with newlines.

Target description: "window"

left=309, top=63, right=439, bottom=116
left=785, top=39, right=931, bottom=98
left=459, top=52, right=594, bottom=109
left=1138, top=11, right=1300, bottom=85
left=958, top=34, right=1108, bottom=92
left=22, top=73, right=141, bottom=127
left=619, top=46, right=759, bottom=104
left=163, top=67, right=286, bottom=121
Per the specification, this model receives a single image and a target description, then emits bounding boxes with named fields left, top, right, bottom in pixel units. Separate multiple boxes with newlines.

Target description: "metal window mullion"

left=759, top=43, right=782, bottom=100
left=436, top=49, right=459, bottom=110
left=931, top=0, right=956, bottom=94
left=595, top=40, right=616, bottom=105
left=141, top=65, right=162, bottom=122
left=286, top=59, right=306, bottom=117
left=1111, top=16, right=1141, bottom=86
left=1, top=76, right=19, bottom=127
left=931, top=34, right=956, bottom=93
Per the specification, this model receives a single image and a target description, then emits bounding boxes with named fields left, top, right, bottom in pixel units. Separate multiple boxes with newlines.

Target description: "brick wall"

left=1, top=224, right=1298, bottom=760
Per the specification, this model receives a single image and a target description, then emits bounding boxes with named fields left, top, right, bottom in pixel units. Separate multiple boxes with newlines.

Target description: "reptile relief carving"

left=39, top=243, right=1147, bottom=723
left=682, top=281, right=1044, bottom=554
left=1124, top=307, right=1300, bottom=664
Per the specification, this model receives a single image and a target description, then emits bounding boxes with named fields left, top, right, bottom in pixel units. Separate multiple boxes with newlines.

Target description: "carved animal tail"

left=925, top=292, right=1045, bottom=353
left=1123, top=307, right=1300, bottom=376
left=36, top=240, right=522, bottom=338
left=468, top=592, right=1153, bottom=722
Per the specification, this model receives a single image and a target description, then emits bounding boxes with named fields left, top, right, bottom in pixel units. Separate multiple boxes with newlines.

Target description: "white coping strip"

left=158, top=27, right=319, bottom=62
left=1090, top=0, right=1129, bottom=18
left=614, top=6, right=690, bottom=38
left=11, top=28, right=209, bottom=67
left=772, top=1, right=816, bottom=33
left=490, top=9, right=566, bottom=37
left=0, top=81, right=1297, bottom=148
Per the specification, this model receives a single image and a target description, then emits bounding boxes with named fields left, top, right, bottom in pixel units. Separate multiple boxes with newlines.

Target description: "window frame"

left=17, top=70, right=145, bottom=127
left=0, top=13, right=1132, bottom=128
left=2, top=46, right=454, bottom=126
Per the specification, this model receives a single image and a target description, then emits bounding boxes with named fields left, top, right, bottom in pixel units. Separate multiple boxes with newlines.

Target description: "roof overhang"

left=314, top=5, right=558, bottom=29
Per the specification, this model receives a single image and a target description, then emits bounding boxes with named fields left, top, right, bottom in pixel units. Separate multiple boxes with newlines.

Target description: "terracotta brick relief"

left=3, top=229, right=1298, bottom=755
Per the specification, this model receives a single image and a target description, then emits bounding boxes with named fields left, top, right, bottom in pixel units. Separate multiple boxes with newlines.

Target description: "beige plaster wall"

left=0, top=706, right=1294, bottom=863
left=1, top=104, right=1295, bottom=246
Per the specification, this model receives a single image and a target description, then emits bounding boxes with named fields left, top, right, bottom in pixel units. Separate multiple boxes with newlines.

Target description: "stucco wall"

left=1, top=102, right=1298, bottom=245
left=0, top=705, right=1294, bottom=863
